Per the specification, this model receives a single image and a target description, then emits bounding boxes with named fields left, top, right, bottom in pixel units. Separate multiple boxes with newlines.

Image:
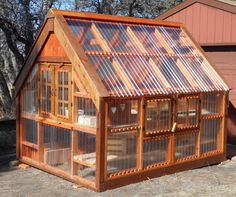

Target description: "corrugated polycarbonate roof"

left=66, top=18, right=229, bottom=97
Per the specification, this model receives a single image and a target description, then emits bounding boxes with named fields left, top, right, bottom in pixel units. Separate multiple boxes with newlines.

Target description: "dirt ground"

left=0, top=154, right=236, bottom=197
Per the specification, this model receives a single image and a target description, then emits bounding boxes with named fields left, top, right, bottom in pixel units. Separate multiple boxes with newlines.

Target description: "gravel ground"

left=1, top=121, right=236, bottom=197
left=1, top=158, right=236, bottom=197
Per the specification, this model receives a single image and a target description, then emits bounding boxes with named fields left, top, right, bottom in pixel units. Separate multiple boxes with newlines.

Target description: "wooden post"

left=71, top=67, right=77, bottom=177
left=197, top=93, right=202, bottom=157
left=71, top=130, right=78, bottom=177
left=20, top=93, right=25, bottom=158
left=169, top=95, right=177, bottom=163
left=221, top=92, right=229, bottom=154
left=38, top=122, right=44, bottom=162
left=16, top=95, right=21, bottom=159
left=96, top=98, right=106, bottom=191
left=137, top=97, right=144, bottom=170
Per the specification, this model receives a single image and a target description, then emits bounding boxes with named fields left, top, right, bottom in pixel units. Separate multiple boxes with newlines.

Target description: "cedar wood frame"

left=15, top=9, right=229, bottom=191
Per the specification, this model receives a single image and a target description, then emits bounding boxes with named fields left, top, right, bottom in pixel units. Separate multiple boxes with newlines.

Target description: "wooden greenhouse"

left=14, top=9, right=229, bottom=191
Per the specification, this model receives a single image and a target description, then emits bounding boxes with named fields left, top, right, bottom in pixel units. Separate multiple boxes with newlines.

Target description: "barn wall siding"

left=166, top=2, right=236, bottom=44
left=206, top=52, right=236, bottom=106
left=206, top=51, right=236, bottom=144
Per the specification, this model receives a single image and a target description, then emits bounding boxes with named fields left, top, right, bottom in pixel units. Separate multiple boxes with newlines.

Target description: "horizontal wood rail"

left=201, top=114, right=224, bottom=119
left=201, top=150, right=223, bottom=157
left=108, top=168, right=138, bottom=179
left=144, top=161, right=169, bottom=170
left=175, top=155, right=198, bottom=163
left=73, top=159, right=96, bottom=169
left=85, top=50, right=200, bottom=60
left=145, top=130, right=172, bottom=135
left=22, top=141, right=39, bottom=150
left=177, top=125, right=199, bottom=130
left=73, top=124, right=97, bottom=135
left=109, top=125, right=139, bottom=133
left=143, top=134, right=171, bottom=141
left=21, top=113, right=98, bottom=134
left=147, top=98, right=171, bottom=102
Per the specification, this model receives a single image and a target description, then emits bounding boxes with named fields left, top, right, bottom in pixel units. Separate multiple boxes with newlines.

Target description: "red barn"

left=157, top=0, right=236, bottom=143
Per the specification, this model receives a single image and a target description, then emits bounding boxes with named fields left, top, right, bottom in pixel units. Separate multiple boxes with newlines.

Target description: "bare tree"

left=0, top=0, right=184, bottom=118
left=0, top=0, right=57, bottom=64
left=74, top=0, right=184, bottom=18
left=0, top=0, right=57, bottom=117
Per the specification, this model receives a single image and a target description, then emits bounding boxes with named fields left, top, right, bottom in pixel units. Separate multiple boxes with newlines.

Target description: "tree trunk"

left=0, top=69, right=12, bottom=112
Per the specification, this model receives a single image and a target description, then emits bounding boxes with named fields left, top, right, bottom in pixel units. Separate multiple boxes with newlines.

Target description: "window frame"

left=55, top=64, right=72, bottom=121
left=107, top=99, right=139, bottom=131
left=176, top=95, right=200, bottom=129
left=144, top=97, right=173, bottom=135
left=39, top=64, right=55, bottom=117
left=39, top=63, right=72, bottom=122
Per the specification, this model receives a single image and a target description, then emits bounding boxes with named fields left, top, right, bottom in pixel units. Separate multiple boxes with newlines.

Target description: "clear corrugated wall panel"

left=43, top=124, right=71, bottom=173
left=143, top=137, right=169, bottom=167
left=175, top=131, right=198, bottom=160
left=75, top=97, right=98, bottom=128
left=145, top=99, right=172, bottom=132
left=74, top=131, right=96, bottom=181
left=107, top=130, right=137, bottom=174
left=201, top=119, right=221, bottom=153
left=21, top=64, right=38, bottom=114
left=202, top=93, right=223, bottom=115
left=23, top=118, right=38, bottom=144
left=108, top=99, right=138, bottom=128
left=177, top=97, right=199, bottom=129
left=22, top=118, right=38, bottom=160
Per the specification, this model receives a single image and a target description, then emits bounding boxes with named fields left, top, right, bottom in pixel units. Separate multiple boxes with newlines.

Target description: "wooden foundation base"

left=101, top=153, right=225, bottom=191
left=20, top=153, right=225, bottom=192
left=20, top=157, right=97, bottom=191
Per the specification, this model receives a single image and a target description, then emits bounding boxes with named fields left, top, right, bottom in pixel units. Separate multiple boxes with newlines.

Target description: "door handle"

left=171, top=122, right=177, bottom=132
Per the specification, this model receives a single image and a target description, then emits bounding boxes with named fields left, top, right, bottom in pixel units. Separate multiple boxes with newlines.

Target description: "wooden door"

left=55, top=64, right=72, bottom=121
left=39, top=64, right=72, bottom=122
left=39, top=64, right=55, bottom=117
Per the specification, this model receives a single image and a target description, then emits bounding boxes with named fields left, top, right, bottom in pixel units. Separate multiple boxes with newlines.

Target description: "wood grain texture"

left=39, top=33, right=68, bottom=59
